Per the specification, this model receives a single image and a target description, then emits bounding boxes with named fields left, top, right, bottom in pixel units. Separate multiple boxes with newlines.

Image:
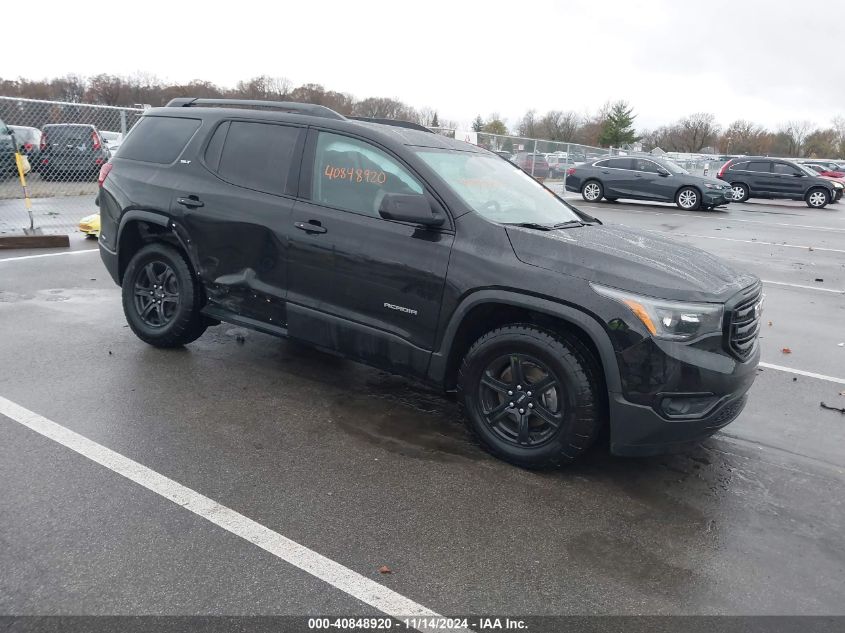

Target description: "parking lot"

left=1, top=196, right=844, bottom=628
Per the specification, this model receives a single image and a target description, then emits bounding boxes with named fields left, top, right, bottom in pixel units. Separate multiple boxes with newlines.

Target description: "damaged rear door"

left=176, top=119, right=306, bottom=326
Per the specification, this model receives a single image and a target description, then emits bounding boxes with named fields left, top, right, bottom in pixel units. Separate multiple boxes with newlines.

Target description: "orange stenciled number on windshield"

left=324, top=164, right=387, bottom=184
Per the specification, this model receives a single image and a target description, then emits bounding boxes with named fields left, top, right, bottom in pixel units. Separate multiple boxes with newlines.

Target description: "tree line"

left=2, top=73, right=843, bottom=158
left=475, top=103, right=845, bottom=159
left=0, top=73, right=455, bottom=130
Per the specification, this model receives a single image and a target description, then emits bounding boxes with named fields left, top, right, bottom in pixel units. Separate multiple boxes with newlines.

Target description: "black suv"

left=98, top=98, right=762, bottom=468
left=717, top=157, right=837, bottom=208
left=40, top=123, right=111, bottom=181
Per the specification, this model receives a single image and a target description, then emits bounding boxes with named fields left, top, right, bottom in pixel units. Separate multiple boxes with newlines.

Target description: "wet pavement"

left=1, top=197, right=844, bottom=620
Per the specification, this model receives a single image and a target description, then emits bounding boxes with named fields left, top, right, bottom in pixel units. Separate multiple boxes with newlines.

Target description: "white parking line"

left=0, top=395, right=453, bottom=630
left=760, top=363, right=845, bottom=385
left=762, top=280, right=845, bottom=294
left=0, top=249, right=98, bottom=263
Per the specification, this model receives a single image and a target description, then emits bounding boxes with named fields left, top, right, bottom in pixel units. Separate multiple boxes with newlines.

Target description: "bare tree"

left=675, top=113, right=721, bottom=152
left=779, top=120, right=813, bottom=156
left=516, top=110, right=540, bottom=138
left=832, top=115, right=845, bottom=157
left=539, top=110, right=581, bottom=142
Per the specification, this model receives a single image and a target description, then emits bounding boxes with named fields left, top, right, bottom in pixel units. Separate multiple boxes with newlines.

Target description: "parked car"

left=512, top=152, right=549, bottom=179
left=78, top=212, right=101, bottom=237
left=716, top=157, right=837, bottom=208
left=565, top=156, right=732, bottom=210
left=100, top=130, right=124, bottom=152
left=800, top=162, right=845, bottom=178
left=802, top=160, right=845, bottom=178
left=0, top=117, right=16, bottom=178
left=39, top=124, right=111, bottom=181
left=9, top=125, right=43, bottom=171
left=98, top=97, right=761, bottom=468
left=799, top=164, right=845, bottom=201
left=545, top=154, right=573, bottom=178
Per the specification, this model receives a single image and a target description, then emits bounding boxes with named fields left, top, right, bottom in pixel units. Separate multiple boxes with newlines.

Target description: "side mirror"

left=657, top=168, right=670, bottom=177
left=378, top=193, right=444, bottom=227
left=793, top=172, right=805, bottom=177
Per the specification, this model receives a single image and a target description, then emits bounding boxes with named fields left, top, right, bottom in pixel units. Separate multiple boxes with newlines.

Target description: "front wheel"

left=458, top=325, right=605, bottom=468
left=806, top=188, right=830, bottom=209
left=676, top=186, right=701, bottom=210
left=581, top=180, right=603, bottom=202
left=122, top=242, right=207, bottom=347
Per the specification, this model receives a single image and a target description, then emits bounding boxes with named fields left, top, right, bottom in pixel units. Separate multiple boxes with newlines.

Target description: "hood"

left=507, top=223, right=757, bottom=302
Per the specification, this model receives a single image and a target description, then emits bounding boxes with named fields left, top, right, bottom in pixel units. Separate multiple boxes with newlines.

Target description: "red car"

left=802, top=162, right=845, bottom=178
left=512, top=152, right=549, bottom=179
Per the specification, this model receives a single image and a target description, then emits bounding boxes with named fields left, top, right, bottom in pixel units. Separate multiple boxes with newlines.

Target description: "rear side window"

left=214, top=121, right=301, bottom=196
left=746, top=161, right=771, bottom=173
left=118, top=116, right=200, bottom=164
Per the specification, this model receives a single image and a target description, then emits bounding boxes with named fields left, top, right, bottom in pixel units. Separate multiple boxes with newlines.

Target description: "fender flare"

left=427, top=289, right=621, bottom=393
left=116, top=210, right=198, bottom=281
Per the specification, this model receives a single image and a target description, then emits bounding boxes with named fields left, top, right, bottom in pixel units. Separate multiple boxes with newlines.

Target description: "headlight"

left=592, top=284, right=724, bottom=341
left=833, top=182, right=843, bottom=190
left=704, top=183, right=724, bottom=189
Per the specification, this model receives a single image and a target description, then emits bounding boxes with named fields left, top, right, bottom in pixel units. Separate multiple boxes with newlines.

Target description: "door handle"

left=177, top=195, right=204, bottom=208
left=295, top=221, right=327, bottom=234
left=601, top=170, right=610, bottom=174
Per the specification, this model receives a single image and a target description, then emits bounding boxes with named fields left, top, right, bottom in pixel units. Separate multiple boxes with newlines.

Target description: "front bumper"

left=703, top=189, right=731, bottom=205
left=608, top=342, right=759, bottom=456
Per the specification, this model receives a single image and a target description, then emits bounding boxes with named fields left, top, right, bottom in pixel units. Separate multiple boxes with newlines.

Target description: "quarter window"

left=311, top=132, right=423, bottom=217
left=215, top=121, right=302, bottom=196
left=118, top=116, right=201, bottom=164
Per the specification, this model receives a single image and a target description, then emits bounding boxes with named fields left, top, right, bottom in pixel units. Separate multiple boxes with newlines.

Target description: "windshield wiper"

left=504, top=222, right=554, bottom=231
left=550, top=220, right=585, bottom=229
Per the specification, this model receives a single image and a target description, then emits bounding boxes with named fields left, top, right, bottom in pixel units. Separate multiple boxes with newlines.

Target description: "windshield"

left=661, top=160, right=689, bottom=175
left=416, top=149, right=582, bottom=225
left=798, top=163, right=821, bottom=177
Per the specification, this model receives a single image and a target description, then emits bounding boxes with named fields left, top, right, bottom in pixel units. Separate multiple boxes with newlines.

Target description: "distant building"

left=650, top=147, right=666, bottom=156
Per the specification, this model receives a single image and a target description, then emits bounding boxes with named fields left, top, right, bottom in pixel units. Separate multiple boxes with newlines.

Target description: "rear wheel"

left=730, top=183, right=749, bottom=202
left=581, top=180, right=603, bottom=202
left=458, top=324, right=604, bottom=469
left=122, top=242, right=207, bottom=347
left=806, top=188, right=830, bottom=209
left=676, top=186, right=701, bottom=210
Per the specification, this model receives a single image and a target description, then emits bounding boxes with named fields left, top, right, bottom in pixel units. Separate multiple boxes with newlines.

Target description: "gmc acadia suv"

left=97, top=98, right=762, bottom=468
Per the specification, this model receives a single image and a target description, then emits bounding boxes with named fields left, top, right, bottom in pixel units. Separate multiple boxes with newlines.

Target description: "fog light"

left=661, top=395, right=717, bottom=418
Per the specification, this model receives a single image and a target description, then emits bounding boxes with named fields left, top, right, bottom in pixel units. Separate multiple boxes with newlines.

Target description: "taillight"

left=40, top=134, right=47, bottom=151
left=717, top=160, right=731, bottom=178
left=92, top=130, right=101, bottom=150
left=98, top=162, right=113, bottom=187
left=23, top=143, right=32, bottom=151
left=566, top=167, right=576, bottom=176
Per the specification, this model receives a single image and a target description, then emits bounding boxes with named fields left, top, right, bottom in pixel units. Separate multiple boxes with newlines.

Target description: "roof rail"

left=165, top=98, right=346, bottom=120
left=347, top=116, right=433, bottom=133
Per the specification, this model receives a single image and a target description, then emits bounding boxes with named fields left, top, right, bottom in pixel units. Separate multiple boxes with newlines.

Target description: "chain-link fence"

left=1, top=96, right=145, bottom=236
left=475, top=131, right=722, bottom=197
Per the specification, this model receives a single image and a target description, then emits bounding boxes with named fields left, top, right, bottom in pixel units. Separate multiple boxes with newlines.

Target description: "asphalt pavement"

left=1, top=196, right=844, bottom=627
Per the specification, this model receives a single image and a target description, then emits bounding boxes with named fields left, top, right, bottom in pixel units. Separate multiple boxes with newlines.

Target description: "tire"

left=458, top=324, right=605, bottom=469
left=122, top=242, right=207, bottom=347
left=676, top=186, right=701, bottom=210
left=806, top=188, right=830, bottom=209
left=729, top=183, right=749, bottom=203
left=581, top=180, right=603, bottom=202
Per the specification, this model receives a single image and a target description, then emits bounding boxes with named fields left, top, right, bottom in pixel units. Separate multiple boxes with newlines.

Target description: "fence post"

left=531, top=139, right=537, bottom=177
left=563, top=143, right=570, bottom=191
left=119, top=110, right=127, bottom=137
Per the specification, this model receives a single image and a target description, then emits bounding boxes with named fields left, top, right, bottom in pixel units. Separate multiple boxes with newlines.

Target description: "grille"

left=727, top=282, right=763, bottom=360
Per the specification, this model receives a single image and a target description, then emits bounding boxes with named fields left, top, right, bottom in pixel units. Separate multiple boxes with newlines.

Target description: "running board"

left=201, top=306, right=289, bottom=338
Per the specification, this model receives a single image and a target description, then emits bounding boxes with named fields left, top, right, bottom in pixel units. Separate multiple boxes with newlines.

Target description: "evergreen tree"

left=431, top=111, right=440, bottom=127
left=598, top=101, right=639, bottom=147
left=472, top=115, right=484, bottom=132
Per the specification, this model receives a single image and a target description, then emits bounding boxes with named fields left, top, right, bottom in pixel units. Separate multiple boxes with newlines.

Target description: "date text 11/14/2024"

left=307, top=617, right=528, bottom=630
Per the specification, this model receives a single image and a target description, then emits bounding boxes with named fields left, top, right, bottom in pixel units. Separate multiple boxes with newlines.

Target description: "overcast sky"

left=4, top=0, right=842, bottom=132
